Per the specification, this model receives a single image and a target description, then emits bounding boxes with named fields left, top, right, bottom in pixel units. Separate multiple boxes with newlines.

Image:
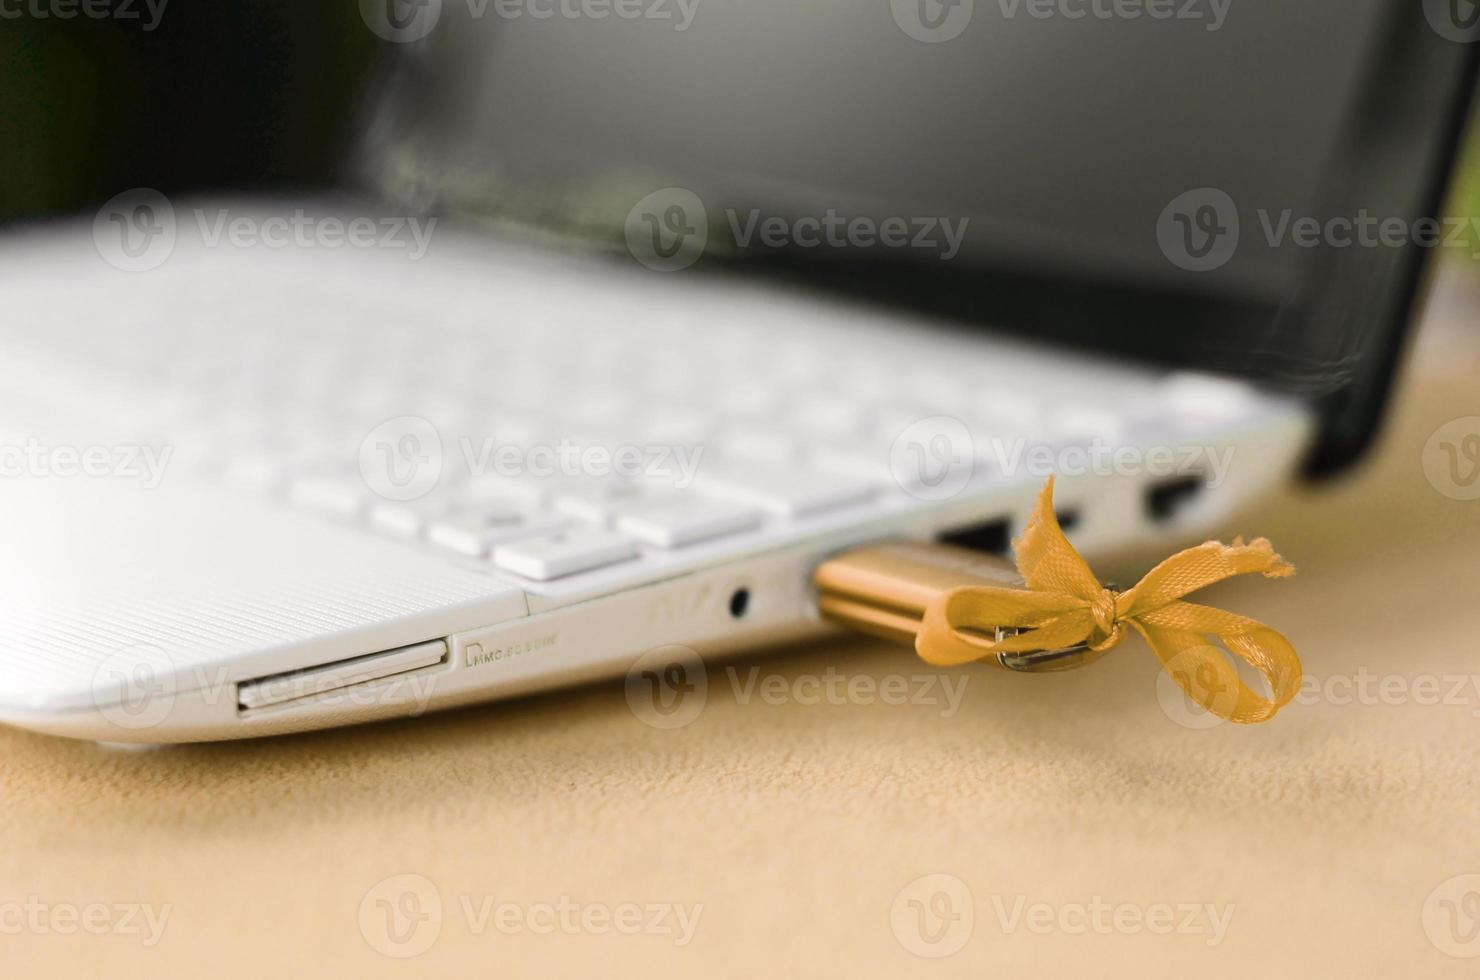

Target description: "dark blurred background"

left=3, top=3, right=1476, bottom=244
left=0, top=3, right=375, bottom=223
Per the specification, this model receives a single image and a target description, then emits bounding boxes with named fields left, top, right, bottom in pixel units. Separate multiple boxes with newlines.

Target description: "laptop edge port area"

left=1145, top=475, right=1207, bottom=524
left=236, top=640, right=449, bottom=712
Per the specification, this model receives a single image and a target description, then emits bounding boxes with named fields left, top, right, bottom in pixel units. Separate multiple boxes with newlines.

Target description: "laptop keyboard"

left=1, top=225, right=1263, bottom=589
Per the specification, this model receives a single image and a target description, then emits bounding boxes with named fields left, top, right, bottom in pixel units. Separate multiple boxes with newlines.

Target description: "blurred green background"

left=0, top=3, right=376, bottom=222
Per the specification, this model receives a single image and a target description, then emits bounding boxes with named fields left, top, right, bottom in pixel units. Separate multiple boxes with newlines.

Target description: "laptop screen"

left=367, top=0, right=1392, bottom=295
left=358, top=0, right=1473, bottom=466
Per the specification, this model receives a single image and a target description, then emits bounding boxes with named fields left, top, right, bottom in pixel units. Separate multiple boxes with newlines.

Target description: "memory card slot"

left=237, top=640, right=448, bottom=712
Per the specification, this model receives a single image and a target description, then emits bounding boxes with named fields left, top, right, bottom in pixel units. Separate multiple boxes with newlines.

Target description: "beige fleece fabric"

left=4, top=272, right=1480, bottom=979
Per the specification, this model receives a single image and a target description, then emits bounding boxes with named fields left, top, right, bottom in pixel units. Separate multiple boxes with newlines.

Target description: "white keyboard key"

left=693, top=465, right=878, bottom=518
left=462, top=474, right=560, bottom=509
left=368, top=497, right=457, bottom=538
left=618, top=500, right=761, bottom=548
left=809, top=443, right=892, bottom=482
left=1159, top=372, right=1259, bottom=419
left=721, top=425, right=798, bottom=464
left=493, top=528, right=640, bottom=581
left=973, top=388, right=1041, bottom=429
left=635, top=406, right=716, bottom=445
left=711, top=385, right=776, bottom=418
left=564, top=388, right=633, bottom=423
left=554, top=482, right=662, bottom=524
left=905, top=371, right=968, bottom=410
left=458, top=413, right=546, bottom=450
left=289, top=477, right=370, bottom=519
left=223, top=453, right=288, bottom=492
left=793, top=395, right=862, bottom=438
left=1048, top=405, right=1124, bottom=442
left=428, top=510, right=566, bottom=558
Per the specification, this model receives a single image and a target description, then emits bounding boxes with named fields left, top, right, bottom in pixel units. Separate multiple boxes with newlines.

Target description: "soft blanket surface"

left=4, top=273, right=1480, bottom=979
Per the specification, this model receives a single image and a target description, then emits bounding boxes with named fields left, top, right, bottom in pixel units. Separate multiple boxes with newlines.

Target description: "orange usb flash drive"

left=813, top=541, right=1105, bottom=673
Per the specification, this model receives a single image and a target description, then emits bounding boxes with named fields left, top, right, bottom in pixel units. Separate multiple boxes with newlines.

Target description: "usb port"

left=940, top=516, right=1012, bottom=555
left=1145, top=476, right=1206, bottom=523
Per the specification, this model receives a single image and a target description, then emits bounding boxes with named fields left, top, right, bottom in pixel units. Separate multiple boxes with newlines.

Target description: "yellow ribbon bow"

left=916, top=477, right=1303, bottom=724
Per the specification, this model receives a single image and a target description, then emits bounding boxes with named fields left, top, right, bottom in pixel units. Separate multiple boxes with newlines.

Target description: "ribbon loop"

left=915, top=477, right=1303, bottom=724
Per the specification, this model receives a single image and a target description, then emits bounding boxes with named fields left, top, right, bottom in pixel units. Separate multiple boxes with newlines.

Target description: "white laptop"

left=0, top=0, right=1473, bottom=741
